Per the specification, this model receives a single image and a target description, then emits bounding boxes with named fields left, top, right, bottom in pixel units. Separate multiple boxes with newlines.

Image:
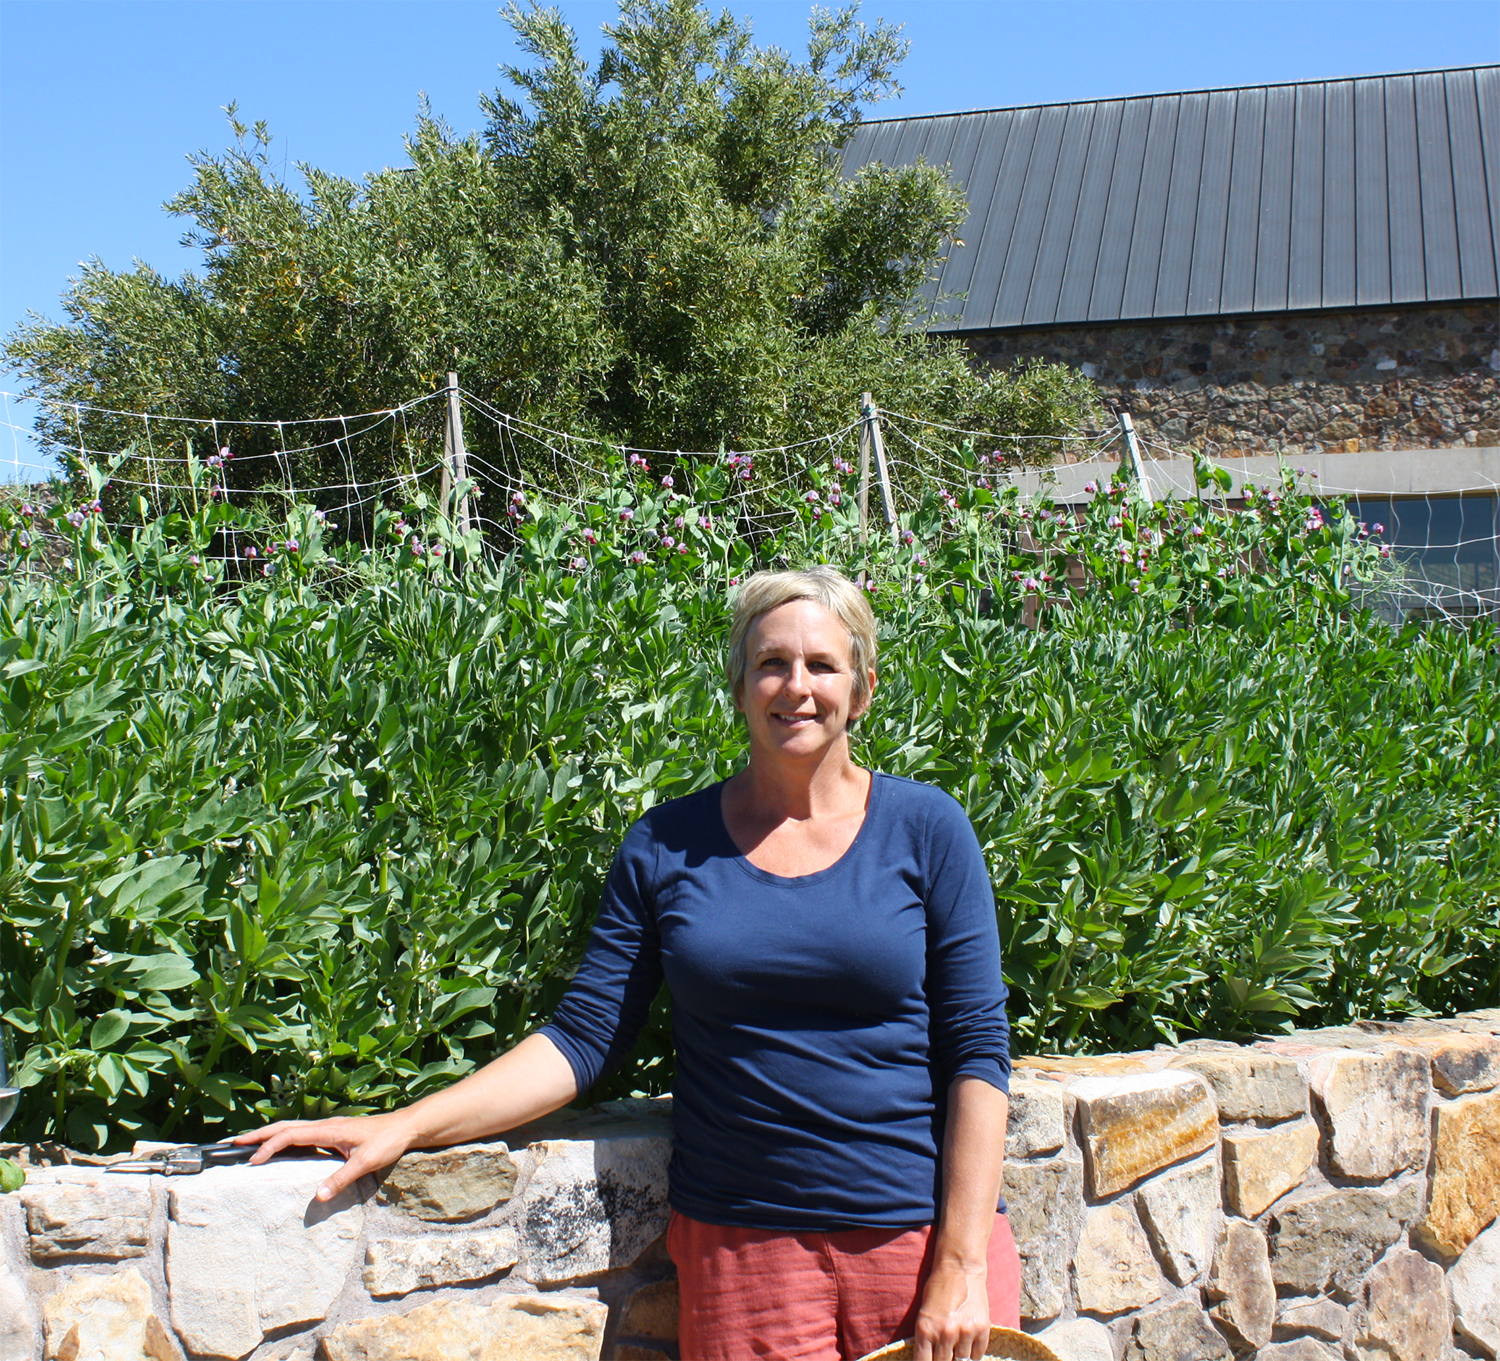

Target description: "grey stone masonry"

left=5, top=1011, right=1500, bottom=1360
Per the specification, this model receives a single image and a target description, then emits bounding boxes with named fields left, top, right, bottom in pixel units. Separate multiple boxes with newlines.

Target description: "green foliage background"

left=2, top=449, right=1497, bottom=1151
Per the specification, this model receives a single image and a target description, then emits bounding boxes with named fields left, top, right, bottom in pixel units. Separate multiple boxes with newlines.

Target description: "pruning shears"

left=106, top=1142, right=260, bottom=1176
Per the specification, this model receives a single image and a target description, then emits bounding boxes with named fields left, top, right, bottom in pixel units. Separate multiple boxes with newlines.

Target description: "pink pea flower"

left=244, top=546, right=258, bottom=559
left=901, top=530, right=915, bottom=546
left=1372, top=523, right=1385, bottom=534
left=630, top=550, right=647, bottom=565
left=287, top=539, right=299, bottom=553
left=662, top=536, right=676, bottom=548
left=1023, top=576, right=1040, bottom=591
left=512, top=490, right=526, bottom=506
left=619, top=508, right=635, bottom=521
left=698, top=516, right=712, bottom=530
left=661, top=475, right=674, bottom=489
left=189, top=554, right=199, bottom=566
left=677, top=544, right=688, bottom=555
left=674, top=516, right=685, bottom=529
left=1083, top=481, right=1098, bottom=494
left=583, top=528, right=598, bottom=545
left=804, top=490, right=819, bottom=504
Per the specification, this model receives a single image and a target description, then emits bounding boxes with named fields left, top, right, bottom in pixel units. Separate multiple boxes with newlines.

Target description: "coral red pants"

left=666, top=1209, right=1022, bottom=1360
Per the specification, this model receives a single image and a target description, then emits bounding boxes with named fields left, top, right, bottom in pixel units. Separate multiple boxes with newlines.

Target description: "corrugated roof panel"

left=838, top=65, right=1498, bottom=329
left=1152, top=91, right=1208, bottom=316
left=1448, top=70, right=1498, bottom=296
left=1288, top=82, right=1327, bottom=310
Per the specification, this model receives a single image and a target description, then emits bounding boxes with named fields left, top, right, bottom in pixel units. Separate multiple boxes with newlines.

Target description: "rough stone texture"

left=1135, top=1153, right=1220, bottom=1285
left=1222, top=1121, right=1322, bottom=1218
left=319, top=1293, right=608, bottom=1361
left=1075, top=1201, right=1163, bottom=1317
left=376, top=1142, right=518, bottom=1222
left=616, top=1278, right=678, bottom=1346
left=0, top=1258, right=36, bottom=1361
left=1275, top=1297, right=1349, bottom=1343
left=1037, top=1317, right=1116, bottom=1361
left=1307, top=1048, right=1430, bottom=1180
left=1015, top=1056, right=1151, bottom=1077
left=1124, top=1299, right=1232, bottom=1361
left=21, top=1176, right=152, bottom=1261
left=41, top=1267, right=183, bottom=1361
left=969, top=304, right=1499, bottom=456
left=1072, top=1071, right=1218, bottom=1198
left=1206, top=1220, right=1276, bottom=1350
left=1255, top=1342, right=1344, bottom=1361
left=1414, top=1090, right=1500, bottom=1259
left=1002, top=1155, right=1085, bottom=1321
left=1398, top=1034, right=1500, bottom=1095
left=363, top=1226, right=519, bottom=1297
left=1170, top=1053, right=1307, bottom=1122
left=1268, top=1180, right=1421, bottom=1298
left=1006, top=1079, right=1070, bottom=1158
left=167, top=1157, right=365, bottom=1359
left=1350, top=1248, right=1452, bottom=1361
left=517, top=1134, right=670, bottom=1285
left=1449, top=1219, right=1500, bottom=1359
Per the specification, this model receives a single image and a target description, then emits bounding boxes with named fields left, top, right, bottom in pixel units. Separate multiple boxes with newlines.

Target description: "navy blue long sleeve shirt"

left=539, top=772, right=1011, bottom=1231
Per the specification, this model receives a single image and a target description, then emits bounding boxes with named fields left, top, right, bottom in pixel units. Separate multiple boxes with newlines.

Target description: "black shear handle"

left=198, top=1142, right=259, bottom=1167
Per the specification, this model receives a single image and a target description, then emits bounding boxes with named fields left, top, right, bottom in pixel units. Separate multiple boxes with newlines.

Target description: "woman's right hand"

left=233, top=1109, right=418, bottom=1202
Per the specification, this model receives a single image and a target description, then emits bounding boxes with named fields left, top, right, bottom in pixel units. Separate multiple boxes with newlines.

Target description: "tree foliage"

left=5, top=0, right=1096, bottom=502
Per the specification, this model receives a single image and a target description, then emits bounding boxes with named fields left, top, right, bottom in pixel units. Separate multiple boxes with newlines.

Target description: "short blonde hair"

left=727, top=567, right=877, bottom=707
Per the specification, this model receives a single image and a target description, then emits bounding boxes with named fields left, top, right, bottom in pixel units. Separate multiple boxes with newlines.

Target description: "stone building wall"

left=968, top=303, right=1499, bottom=458
left=4, top=1009, right=1499, bottom=1361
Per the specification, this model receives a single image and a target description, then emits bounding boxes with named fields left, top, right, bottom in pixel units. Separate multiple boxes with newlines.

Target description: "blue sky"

left=2, top=0, right=1495, bottom=478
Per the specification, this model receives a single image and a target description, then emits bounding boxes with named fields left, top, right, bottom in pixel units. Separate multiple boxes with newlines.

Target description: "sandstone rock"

left=1255, top=1341, right=1343, bottom=1361
left=1006, top=1079, right=1070, bottom=1158
left=1135, top=1153, right=1219, bottom=1284
left=1075, top=1200, right=1163, bottom=1316
left=1397, top=1034, right=1500, bottom=1094
left=41, top=1267, right=183, bottom=1361
left=167, top=1157, right=364, bottom=1359
left=1449, top=1219, right=1500, bottom=1359
left=1015, top=1055, right=1151, bottom=1076
left=1071, top=1071, right=1218, bottom=1198
left=1306, top=1048, right=1429, bottom=1179
left=517, top=1134, right=670, bottom=1285
left=1414, top=1090, right=1500, bottom=1258
left=1002, top=1155, right=1085, bottom=1321
left=1124, top=1300, right=1231, bottom=1361
left=1222, top=1120, right=1321, bottom=1218
left=1206, top=1220, right=1275, bottom=1350
left=1268, top=1180, right=1421, bottom=1297
left=363, top=1226, right=519, bottom=1296
left=1275, top=1297, right=1348, bottom=1343
left=1350, top=1247, right=1451, bottom=1361
left=1036, top=1316, right=1115, bottom=1361
left=1283, top=1028, right=1388, bottom=1051
left=0, top=1259, right=36, bottom=1361
left=617, top=1278, right=678, bottom=1343
left=320, top=1293, right=608, bottom=1361
left=1170, top=1053, right=1307, bottom=1122
left=20, top=1177, right=152, bottom=1261
left=376, top=1142, right=518, bottom=1222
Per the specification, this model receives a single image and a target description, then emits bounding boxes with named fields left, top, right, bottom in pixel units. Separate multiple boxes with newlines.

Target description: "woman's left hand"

left=913, top=1260, right=990, bottom=1361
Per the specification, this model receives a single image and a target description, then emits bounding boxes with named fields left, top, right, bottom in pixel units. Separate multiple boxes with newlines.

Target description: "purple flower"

left=189, top=554, right=199, bottom=565
left=804, top=490, right=819, bottom=503
left=662, top=536, right=676, bottom=548
left=739, top=469, right=753, bottom=481
left=901, top=530, right=915, bottom=546
left=1372, top=523, right=1385, bottom=534
left=677, top=544, right=688, bottom=555
left=630, top=550, right=647, bottom=565
left=619, top=508, right=635, bottom=521
left=1107, top=515, right=1121, bottom=529
left=244, top=545, right=258, bottom=559
left=1023, top=576, right=1040, bottom=592
left=18, top=530, right=31, bottom=548
left=583, top=528, right=598, bottom=545
left=674, top=516, right=685, bottom=529
left=430, top=544, right=444, bottom=557
left=729, top=575, right=741, bottom=586
left=286, top=539, right=299, bottom=553
left=569, top=556, right=586, bottom=571
left=66, top=509, right=85, bottom=528
left=1191, top=525, right=1204, bottom=537
left=698, top=516, right=712, bottom=530
left=1083, top=480, right=1098, bottom=494
left=512, top=490, right=526, bottom=506
left=219, top=446, right=231, bottom=460
left=410, top=542, right=424, bottom=557
left=659, top=475, right=674, bottom=490
left=830, top=492, right=842, bottom=506
left=1039, top=509, right=1052, bottom=521
left=315, top=509, right=327, bottom=522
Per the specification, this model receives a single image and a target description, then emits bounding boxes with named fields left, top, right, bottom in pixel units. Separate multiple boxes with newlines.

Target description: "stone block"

left=1274, top=1297, right=1348, bottom=1343
left=1268, top=1180, right=1420, bottom=1298
left=1449, top=1219, right=1500, bottom=1358
left=20, top=1177, right=152, bottom=1261
left=1075, top=1200, right=1162, bottom=1317
left=617, top=1278, right=678, bottom=1343
left=1306, top=1048, right=1430, bottom=1179
left=1135, top=1153, right=1219, bottom=1285
left=363, top=1226, right=519, bottom=1297
left=1206, top=1219, right=1275, bottom=1350
left=166, top=1157, right=364, bottom=1359
left=376, top=1142, right=518, bottom=1222
left=1071, top=1071, right=1218, bottom=1198
left=1255, top=1342, right=1343, bottom=1361
left=1124, top=1300, right=1231, bottom=1361
left=516, top=1134, right=670, bottom=1285
left=319, top=1293, right=609, bottom=1361
left=1414, top=1089, right=1500, bottom=1258
left=0, top=1258, right=36, bottom=1361
left=41, top=1267, right=183, bottom=1361
left=1349, top=1247, right=1451, bottom=1361
left=1002, top=1155, right=1084, bottom=1321
left=1397, top=1034, right=1500, bottom=1094
left=1006, top=1079, right=1070, bottom=1159
left=1170, top=1052, right=1307, bottom=1122
left=1036, top=1317, right=1115, bottom=1361
left=1222, top=1120, right=1320, bottom=1218
left=1016, top=1055, right=1152, bottom=1076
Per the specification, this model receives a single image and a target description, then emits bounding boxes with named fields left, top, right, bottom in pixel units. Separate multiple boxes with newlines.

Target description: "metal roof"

left=840, top=66, right=1500, bottom=331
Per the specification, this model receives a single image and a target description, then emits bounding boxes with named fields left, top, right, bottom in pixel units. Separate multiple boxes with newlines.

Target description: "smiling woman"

left=238, top=565, right=1017, bottom=1361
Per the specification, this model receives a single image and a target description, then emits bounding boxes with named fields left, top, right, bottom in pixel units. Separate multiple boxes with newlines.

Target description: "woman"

left=240, top=566, right=1019, bottom=1361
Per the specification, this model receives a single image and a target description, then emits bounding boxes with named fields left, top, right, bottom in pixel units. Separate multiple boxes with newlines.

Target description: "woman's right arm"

left=234, top=1030, right=578, bottom=1202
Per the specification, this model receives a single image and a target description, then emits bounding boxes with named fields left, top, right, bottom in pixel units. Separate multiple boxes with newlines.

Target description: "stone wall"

left=968, top=303, right=1499, bottom=458
left=5, top=1010, right=1499, bottom=1361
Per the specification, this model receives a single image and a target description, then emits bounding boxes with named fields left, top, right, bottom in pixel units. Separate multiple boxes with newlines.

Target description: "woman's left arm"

left=914, top=1077, right=1008, bottom=1361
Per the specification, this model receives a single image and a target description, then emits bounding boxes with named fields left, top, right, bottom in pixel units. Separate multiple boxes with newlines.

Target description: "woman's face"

left=736, top=600, right=874, bottom=763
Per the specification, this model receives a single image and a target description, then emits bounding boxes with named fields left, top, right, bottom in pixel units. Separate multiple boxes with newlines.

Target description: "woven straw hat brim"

left=856, top=1326, right=1064, bottom=1361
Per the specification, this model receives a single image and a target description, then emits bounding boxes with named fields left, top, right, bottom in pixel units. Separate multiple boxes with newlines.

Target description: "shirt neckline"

left=714, top=770, right=884, bottom=888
